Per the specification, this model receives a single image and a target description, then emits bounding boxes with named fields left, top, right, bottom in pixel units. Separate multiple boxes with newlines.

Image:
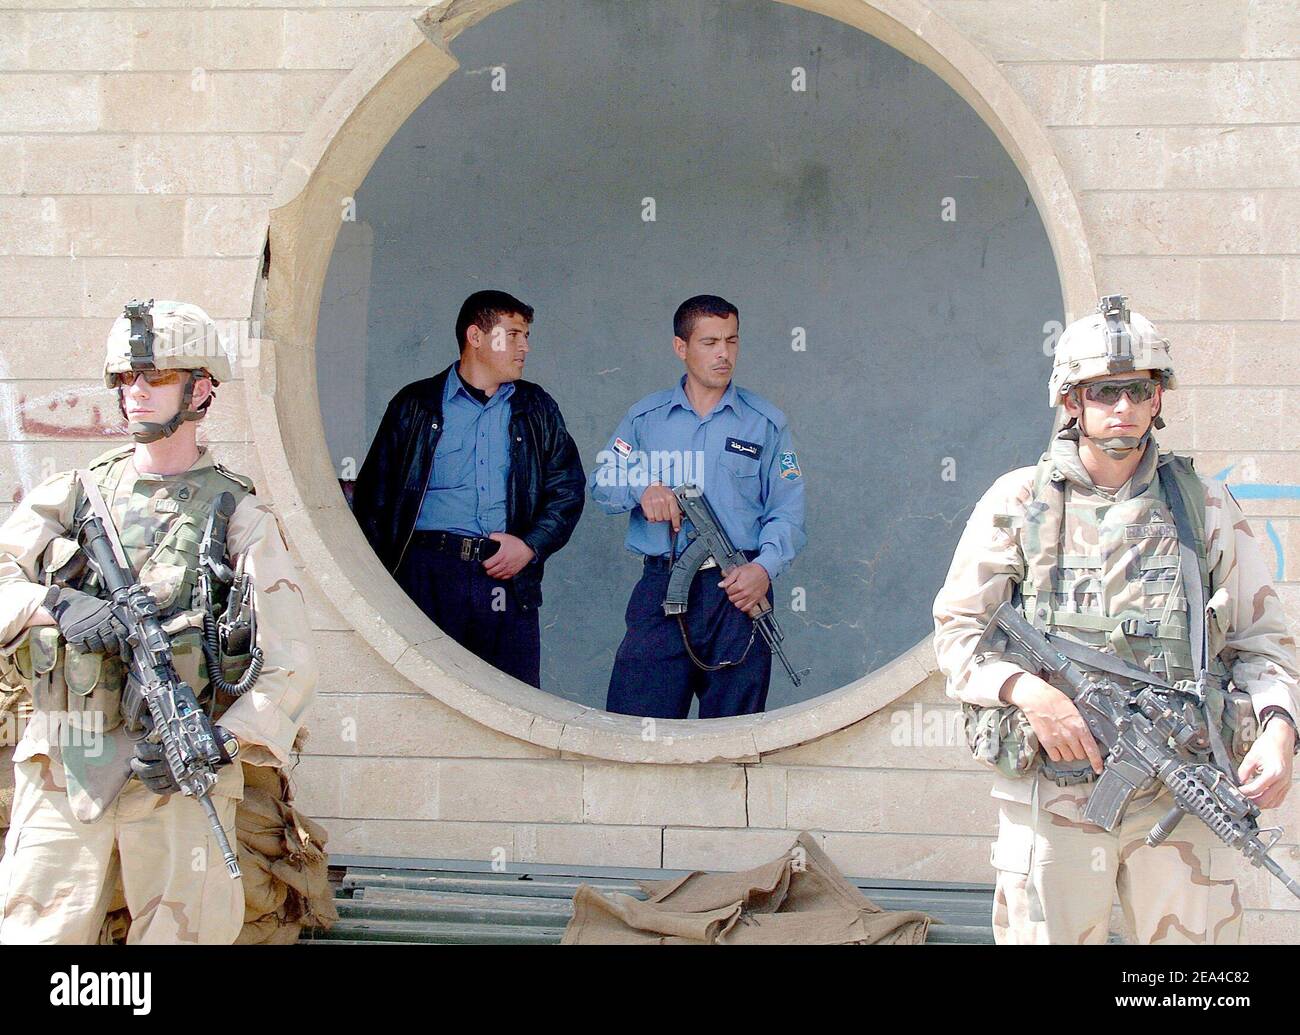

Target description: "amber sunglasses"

left=108, top=369, right=186, bottom=388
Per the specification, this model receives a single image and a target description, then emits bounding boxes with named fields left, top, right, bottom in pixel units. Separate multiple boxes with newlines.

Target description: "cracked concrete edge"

left=254, top=0, right=1090, bottom=766
left=415, top=0, right=517, bottom=52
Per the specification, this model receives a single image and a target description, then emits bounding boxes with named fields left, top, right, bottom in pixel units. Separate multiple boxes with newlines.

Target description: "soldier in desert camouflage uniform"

left=0, top=299, right=317, bottom=944
left=933, top=296, right=1300, bottom=944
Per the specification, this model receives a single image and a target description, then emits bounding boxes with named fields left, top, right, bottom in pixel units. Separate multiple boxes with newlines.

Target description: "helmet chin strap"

left=117, top=371, right=206, bottom=444
left=1091, top=428, right=1149, bottom=460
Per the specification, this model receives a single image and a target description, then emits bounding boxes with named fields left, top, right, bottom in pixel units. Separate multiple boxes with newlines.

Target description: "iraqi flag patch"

left=779, top=451, right=802, bottom=480
left=613, top=437, right=633, bottom=459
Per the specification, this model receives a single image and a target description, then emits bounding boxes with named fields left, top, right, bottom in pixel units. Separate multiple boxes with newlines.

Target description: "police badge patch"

left=779, top=451, right=801, bottom=480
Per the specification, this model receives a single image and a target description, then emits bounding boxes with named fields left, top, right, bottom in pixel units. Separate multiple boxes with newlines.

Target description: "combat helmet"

left=1049, top=294, right=1176, bottom=459
left=103, top=299, right=232, bottom=443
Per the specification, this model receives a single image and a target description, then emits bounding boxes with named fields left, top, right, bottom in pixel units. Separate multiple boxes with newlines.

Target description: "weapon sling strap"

left=75, top=468, right=134, bottom=574
left=77, top=459, right=222, bottom=608
left=75, top=459, right=171, bottom=582
left=1158, top=461, right=1237, bottom=779
left=668, top=531, right=757, bottom=673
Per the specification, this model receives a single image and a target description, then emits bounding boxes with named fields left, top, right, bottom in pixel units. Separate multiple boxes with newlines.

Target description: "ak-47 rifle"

left=664, top=483, right=808, bottom=688
left=976, top=601, right=1300, bottom=900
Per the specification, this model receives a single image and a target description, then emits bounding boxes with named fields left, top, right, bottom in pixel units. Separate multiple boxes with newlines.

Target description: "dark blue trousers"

left=606, top=557, right=772, bottom=719
left=395, top=541, right=541, bottom=688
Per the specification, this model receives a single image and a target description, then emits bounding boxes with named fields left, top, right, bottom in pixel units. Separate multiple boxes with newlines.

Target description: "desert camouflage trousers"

left=990, top=772, right=1243, bottom=945
left=0, top=753, right=244, bottom=945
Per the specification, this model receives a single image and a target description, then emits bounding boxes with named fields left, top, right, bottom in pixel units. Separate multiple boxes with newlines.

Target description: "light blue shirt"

left=588, top=376, right=807, bottom=580
left=414, top=364, right=514, bottom=537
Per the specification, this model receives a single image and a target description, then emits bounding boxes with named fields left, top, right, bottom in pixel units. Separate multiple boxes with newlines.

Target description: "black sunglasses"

left=1081, top=378, right=1159, bottom=406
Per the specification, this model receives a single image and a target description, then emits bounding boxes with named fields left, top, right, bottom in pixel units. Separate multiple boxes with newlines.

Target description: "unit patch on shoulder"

left=779, top=451, right=801, bottom=480
left=613, top=437, right=633, bottom=459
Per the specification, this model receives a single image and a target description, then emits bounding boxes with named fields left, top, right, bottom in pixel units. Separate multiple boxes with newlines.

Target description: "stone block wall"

left=2, top=0, right=1297, bottom=939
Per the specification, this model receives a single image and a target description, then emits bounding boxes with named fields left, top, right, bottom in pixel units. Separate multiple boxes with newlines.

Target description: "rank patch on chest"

left=779, top=450, right=801, bottom=480
left=613, top=437, right=633, bottom=459
left=725, top=437, right=763, bottom=460
left=1124, top=522, right=1177, bottom=540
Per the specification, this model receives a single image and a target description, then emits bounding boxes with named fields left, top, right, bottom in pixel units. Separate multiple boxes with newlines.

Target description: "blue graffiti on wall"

left=1213, top=465, right=1294, bottom=580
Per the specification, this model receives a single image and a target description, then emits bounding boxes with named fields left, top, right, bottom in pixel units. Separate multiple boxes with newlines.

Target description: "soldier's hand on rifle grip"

left=1002, top=670, right=1105, bottom=775
left=1238, top=716, right=1295, bottom=810
left=130, top=738, right=181, bottom=795
left=639, top=483, right=682, bottom=532
left=43, top=585, right=131, bottom=658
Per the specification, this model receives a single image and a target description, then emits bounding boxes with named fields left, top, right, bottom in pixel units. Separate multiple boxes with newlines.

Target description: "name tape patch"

left=725, top=437, right=762, bottom=460
left=1124, top=522, right=1177, bottom=540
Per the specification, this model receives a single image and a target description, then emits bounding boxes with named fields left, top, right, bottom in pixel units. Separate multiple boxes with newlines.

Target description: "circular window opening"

left=263, top=0, right=1097, bottom=759
left=315, top=0, right=1060, bottom=713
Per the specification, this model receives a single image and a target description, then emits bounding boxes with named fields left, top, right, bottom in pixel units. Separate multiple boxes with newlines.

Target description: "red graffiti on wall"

left=17, top=389, right=127, bottom=439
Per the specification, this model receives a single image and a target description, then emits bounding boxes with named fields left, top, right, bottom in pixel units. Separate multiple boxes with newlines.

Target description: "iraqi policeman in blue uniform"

left=590, top=295, right=807, bottom=718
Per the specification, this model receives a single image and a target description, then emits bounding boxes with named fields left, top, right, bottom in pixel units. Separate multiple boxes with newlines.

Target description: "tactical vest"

left=5, top=444, right=256, bottom=736
left=964, top=448, right=1252, bottom=781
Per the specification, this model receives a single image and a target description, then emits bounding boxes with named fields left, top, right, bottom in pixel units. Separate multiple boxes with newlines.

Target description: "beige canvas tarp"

left=562, top=831, right=932, bottom=945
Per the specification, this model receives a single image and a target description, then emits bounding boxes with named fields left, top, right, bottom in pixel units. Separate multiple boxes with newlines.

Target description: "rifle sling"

left=1043, top=630, right=1174, bottom=690
left=1157, top=462, right=1236, bottom=777
left=1157, top=463, right=1207, bottom=679
left=75, top=468, right=135, bottom=576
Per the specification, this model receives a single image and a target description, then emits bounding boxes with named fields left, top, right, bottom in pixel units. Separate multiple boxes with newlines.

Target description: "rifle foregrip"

left=1163, top=764, right=1244, bottom=846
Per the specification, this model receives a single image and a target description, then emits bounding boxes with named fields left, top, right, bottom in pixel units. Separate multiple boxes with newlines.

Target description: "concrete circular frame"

left=254, top=0, right=1097, bottom=764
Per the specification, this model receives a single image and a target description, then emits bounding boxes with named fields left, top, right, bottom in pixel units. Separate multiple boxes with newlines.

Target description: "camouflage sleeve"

left=932, top=468, right=1036, bottom=708
left=1203, top=478, right=1300, bottom=721
left=214, top=495, right=318, bottom=768
left=0, top=471, right=77, bottom=648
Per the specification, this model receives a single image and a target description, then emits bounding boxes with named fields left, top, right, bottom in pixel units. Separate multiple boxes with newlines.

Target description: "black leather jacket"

left=351, top=363, right=586, bottom=610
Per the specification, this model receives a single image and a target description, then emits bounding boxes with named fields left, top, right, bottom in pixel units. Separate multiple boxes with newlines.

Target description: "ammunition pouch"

left=962, top=702, right=1041, bottom=779
left=2, top=625, right=124, bottom=734
left=1211, top=683, right=1255, bottom=769
left=1, top=605, right=253, bottom=736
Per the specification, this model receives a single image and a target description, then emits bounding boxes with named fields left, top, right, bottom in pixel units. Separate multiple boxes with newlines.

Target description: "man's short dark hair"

left=456, top=290, right=534, bottom=352
left=673, top=295, right=739, bottom=342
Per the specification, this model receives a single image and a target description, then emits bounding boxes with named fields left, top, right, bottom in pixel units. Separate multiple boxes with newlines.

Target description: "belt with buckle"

left=411, top=530, right=500, bottom=562
left=643, top=552, right=760, bottom=572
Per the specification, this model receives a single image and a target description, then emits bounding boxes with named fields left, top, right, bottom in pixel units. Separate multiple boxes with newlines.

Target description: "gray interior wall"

left=316, top=0, right=1060, bottom=711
